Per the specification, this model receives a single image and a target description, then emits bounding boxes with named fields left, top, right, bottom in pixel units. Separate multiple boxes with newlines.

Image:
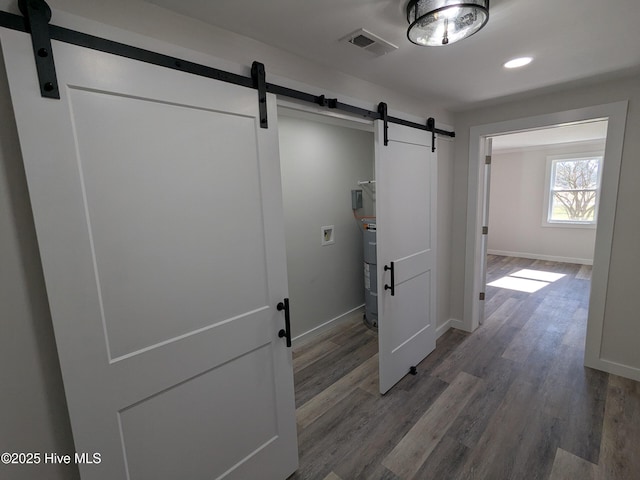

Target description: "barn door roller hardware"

left=18, top=0, right=59, bottom=99
left=1, top=3, right=455, bottom=139
left=427, top=117, right=436, bottom=152
left=251, top=61, right=268, bottom=129
left=378, top=102, right=389, bottom=146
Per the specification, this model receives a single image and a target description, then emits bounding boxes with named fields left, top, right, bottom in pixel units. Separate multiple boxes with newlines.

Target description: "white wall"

left=488, top=141, right=604, bottom=265
left=436, top=136, right=456, bottom=335
left=278, top=112, right=374, bottom=338
left=451, top=72, right=640, bottom=378
left=0, top=0, right=457, bottom=472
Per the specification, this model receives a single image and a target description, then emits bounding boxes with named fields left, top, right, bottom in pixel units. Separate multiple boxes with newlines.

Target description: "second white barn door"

left=1, top=28, right=297, bottom=479
left=375, top=121, right=437, bottom=394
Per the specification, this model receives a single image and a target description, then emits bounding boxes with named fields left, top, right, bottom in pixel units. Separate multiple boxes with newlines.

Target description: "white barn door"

left=1, top=28, right=297, bottom=479
left=375, top=121, right=437, bottom=394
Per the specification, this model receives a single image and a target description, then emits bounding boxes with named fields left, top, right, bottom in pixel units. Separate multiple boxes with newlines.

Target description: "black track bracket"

left=19, top=0, right=59, bottom=99
left=251, top=61, right=268, bottom=128
left=378, top=102, right=389, bottom=146
left=427, top=117, right=436, bottom=152
left=316, top=95, right=338, bottom=109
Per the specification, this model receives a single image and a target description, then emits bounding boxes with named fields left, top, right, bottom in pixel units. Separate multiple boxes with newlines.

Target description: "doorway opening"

left=275, top=104, right=378, bottom=408
left=481, top=120, right=607, bottom=330
left=277, top=104, right=376, bottom=342
left=464, top=102, right=628, bottom=375
left=277, top=97, right=440, bottom=400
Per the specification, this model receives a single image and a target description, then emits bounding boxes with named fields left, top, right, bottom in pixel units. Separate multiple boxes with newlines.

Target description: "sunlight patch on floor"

left=488, top=269, right=566, bottom=293
left=510, top=269, right=566, bottom=282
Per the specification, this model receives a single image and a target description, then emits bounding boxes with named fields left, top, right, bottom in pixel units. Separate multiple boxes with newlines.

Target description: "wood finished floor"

left=289, top=255, right=640, bottom=480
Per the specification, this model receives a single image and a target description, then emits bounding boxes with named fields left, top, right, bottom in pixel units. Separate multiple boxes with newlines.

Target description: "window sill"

left=541, top=221, right=597, bottom=229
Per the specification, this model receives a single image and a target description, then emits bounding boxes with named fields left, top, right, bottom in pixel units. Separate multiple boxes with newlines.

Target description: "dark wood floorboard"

left=294, top=325, right=377, bottom=406
left=289, top=256, right=640, bottom=479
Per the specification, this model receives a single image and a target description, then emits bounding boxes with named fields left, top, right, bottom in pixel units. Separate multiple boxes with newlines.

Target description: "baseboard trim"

left=437, top=318, right=471, bottom=337
left=436, top=319, right=451, bottom=339
left=487, top=249, right=593, bottom=266
left=292, top=304, right=365, bottom=347
left=294, top=311, right=473, bottom=347
left=449, top=318, right=471, bottom=333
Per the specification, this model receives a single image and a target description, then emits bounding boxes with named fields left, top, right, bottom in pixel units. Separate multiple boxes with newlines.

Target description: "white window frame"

left=542, top=152, right=603, bottom=228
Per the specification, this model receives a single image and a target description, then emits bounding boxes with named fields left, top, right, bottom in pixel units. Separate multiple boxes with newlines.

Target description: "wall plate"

left=321, top=225, right=335, bottom=246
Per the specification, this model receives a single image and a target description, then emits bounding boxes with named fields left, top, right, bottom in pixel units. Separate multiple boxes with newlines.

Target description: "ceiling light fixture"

left=407, top=0, right=489, bottom=47
left=504, top=56, right=533, bottom=68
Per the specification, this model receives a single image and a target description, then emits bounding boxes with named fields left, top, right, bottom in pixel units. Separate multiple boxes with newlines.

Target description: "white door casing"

left=375, top=121, right=437, bottom=394
left=478, top=137, right=492, bottom=325
left=1, top=28, right=297, bottom=479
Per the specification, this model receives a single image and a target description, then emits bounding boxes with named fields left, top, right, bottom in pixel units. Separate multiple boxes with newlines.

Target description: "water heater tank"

left=363, top=222, right=377, bottom=329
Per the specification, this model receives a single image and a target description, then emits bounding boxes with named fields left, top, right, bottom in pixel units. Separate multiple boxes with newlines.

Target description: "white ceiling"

left=145, top=0, right=640, bottom=111
left=491, top=120, right=608, bottom=152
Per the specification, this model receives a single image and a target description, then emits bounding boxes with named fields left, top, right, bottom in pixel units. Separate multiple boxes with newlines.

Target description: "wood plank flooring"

left=289, top=255, right=640, bottom=480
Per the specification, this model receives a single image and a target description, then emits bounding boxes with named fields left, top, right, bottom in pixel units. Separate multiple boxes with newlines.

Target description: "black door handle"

left=384, top=261, right=395, bottom=296
left=277, top=298, right=292, bottom=347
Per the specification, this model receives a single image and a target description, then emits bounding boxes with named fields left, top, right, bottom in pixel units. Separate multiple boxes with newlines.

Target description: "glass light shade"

left=407, top=0, right=489, bottom=46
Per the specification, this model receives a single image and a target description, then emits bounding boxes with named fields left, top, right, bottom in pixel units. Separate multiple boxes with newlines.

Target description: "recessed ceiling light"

left=504, top=57, right=533, bottom=69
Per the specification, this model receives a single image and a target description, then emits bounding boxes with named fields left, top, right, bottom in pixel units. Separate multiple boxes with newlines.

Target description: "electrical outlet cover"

left=321, top=225, right=335, bottom=246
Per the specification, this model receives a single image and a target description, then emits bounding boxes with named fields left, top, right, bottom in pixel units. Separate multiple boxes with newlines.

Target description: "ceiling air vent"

left=340, top=28, right=398, bottom=57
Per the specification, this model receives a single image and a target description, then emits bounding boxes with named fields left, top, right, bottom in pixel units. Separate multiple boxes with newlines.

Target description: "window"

left=544, top=154, right=603, bottom=226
